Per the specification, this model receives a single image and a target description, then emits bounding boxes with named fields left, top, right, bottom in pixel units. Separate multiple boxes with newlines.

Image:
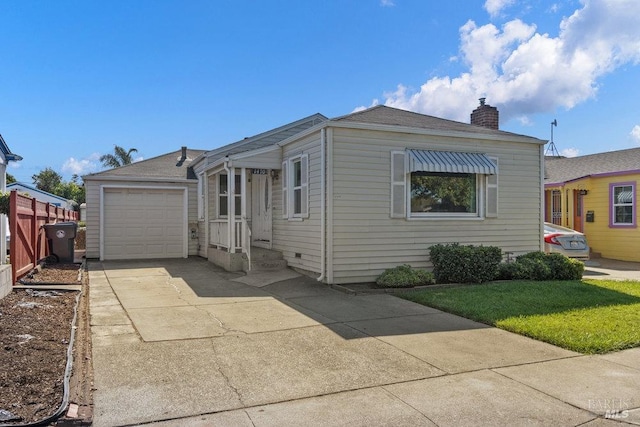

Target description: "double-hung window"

left=610, top=182, right=636, bottom=228
left=391, top=150, right=498, bottom=219
left=197, top=172, right=205, bottom=220
left=282, top=154, right=309, bottom=219
left=218, top=173, right=242, bottom=218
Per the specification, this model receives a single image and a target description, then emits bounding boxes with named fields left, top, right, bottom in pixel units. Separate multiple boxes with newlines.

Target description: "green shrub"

left=517, top=257, right=553, bottom=280
left=0, top=192, right=9, bottom=215
left=429, top=243, right=502, bottom=284
left=497, top=261, right=530, bottom=280
left=376, top=264, right=435, bottom=288
left=545, top=253, right=584, bottom=280
left=497, top=251, right=584, bottom=281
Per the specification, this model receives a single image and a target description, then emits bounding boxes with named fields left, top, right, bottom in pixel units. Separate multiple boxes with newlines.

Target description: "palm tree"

left=100, top=145, right=138, bottom=168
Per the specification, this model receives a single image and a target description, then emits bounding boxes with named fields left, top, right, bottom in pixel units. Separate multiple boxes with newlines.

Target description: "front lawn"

left=399, top=279, right=640, bottom=354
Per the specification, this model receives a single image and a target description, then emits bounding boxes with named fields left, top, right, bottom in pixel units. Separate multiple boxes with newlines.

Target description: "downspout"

left=223, top=158, right=234, bottom=251
left=326, top=128, right=334, bottom=284
left=317, top=128, right=326, bottom=282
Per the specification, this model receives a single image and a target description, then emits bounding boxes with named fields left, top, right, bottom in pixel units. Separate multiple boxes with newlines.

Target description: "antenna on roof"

left=545, top=119, right=560, bottom=157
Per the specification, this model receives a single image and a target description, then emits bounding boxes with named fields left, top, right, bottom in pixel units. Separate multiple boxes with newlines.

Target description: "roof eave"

left=276, top=120, right=546, bottom=148
left=82, top=175, right=195, bottom=183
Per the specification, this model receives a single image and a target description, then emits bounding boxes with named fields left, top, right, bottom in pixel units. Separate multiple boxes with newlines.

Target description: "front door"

left=574, top=190, right=584, bottom=232
left=251, top=173, right=272, bottom=248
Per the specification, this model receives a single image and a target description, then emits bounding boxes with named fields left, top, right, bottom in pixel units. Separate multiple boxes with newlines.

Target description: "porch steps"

left=243, top=247, right=288, bottom=273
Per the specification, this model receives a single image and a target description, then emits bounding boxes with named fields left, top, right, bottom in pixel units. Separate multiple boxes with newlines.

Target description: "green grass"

left=399, top=279, right=640, bottom=354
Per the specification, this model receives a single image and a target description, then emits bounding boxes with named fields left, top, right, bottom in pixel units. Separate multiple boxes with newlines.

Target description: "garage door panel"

left=145, top=226, right=165, bottom=237
left=166, top=210, right=182, bottom=220
left=146, top=210, right=166, bottom=221
left=103, top=188, right=185, bottom=260
left=165, top=226, right=182, bottom=238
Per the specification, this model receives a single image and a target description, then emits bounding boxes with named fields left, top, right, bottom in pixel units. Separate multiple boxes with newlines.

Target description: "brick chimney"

left=470, top=97, right=499, bottom=130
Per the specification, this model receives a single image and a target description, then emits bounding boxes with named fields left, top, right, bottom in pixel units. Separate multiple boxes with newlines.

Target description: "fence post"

left=31, top=197, right=38, bottom=273
left=9, top=191, right=16, bottom=284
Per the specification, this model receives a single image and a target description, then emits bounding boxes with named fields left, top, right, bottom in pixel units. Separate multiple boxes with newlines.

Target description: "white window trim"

left=283, top=153, right=309, bottom=220
left=217, top=172, right=242, bottom=219
left=610, top=182, right=636, bottom=228
left=391, top=150, right=498, bottom=221
left=408, top=172, right=482, bottom=219
left=197, top=172, right=205, bottom=220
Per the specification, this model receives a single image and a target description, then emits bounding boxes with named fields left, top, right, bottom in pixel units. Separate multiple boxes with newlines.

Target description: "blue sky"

left=2, top=0, right=640, bottom=183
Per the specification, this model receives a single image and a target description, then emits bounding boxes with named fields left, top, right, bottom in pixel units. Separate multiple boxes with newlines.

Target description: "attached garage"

left=101, top=187, right=187, bottom=260
left=83, top=148, right=206, bottom=261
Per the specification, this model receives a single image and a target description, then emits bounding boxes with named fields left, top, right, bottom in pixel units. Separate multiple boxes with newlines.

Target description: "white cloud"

left=484, top=0, right=515, bottom=18
left=62, top=153, right=101, bottom=177
left=631, top=125, right=640, bottom=143
left=380, top=0, right=395, bottom=7
left=560, top=147, right=580, bottom=157
left=383, top=0, right=640, bottom=124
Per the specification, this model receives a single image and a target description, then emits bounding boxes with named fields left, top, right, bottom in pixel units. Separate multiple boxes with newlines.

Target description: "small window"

left=610, top=182, right=636, bottom=227
left=292, top=158, right=303, bottom=215
left=197, top=173, right=205, bottom=220
left=218, top=173, right=242, bottom=218
left=410, top=172, right=478, bottom=215
left=282, top=154, right=308, bottom=219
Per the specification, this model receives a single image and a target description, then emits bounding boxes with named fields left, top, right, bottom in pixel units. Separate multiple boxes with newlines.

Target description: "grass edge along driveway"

left=399, top=279, right=640, bottom=354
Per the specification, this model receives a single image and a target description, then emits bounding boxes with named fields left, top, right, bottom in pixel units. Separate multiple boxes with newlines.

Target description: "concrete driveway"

left=583, top=258, right=640, bottom=281
left=89, top=258, right=640, bottom=426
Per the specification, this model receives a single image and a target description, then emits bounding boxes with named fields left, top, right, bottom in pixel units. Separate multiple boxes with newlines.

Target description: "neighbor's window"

left=218, top=173, right=242, bottom=217
left=410, top=172, right=478, bottom=215
left=611, top=183, right=635, bottom=227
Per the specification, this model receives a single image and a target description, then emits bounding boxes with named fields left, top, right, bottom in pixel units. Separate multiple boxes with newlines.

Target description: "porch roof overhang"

left=203, top=145, right=282, bottom=173
left=408, top=149, right=497, bottom=175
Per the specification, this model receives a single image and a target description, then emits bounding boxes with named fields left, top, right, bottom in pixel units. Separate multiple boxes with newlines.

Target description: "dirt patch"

left=20, top=263, right=82, bottom=285
left=0, top=264, right=92, bottom=425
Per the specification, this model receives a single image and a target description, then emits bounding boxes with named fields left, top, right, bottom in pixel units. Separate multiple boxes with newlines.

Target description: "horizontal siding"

left=273, top=133, right=322, bottom=273
left=186, top=181, right=199, bottom=256
left=329, top=127, right=543, bottom=284
left=581, top=174, right=640, bottom=261
left=85, top=181, right=100, bottom=258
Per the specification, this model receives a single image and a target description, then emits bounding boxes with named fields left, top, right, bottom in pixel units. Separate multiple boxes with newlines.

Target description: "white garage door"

left=103, top=188, right=185, bottom=260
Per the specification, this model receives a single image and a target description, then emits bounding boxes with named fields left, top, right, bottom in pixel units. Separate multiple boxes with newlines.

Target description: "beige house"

left=85, top=102, right=547, bottom=284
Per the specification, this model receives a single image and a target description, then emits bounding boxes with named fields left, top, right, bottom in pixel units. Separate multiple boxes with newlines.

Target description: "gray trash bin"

left=44, top=222, right=77, bottom=263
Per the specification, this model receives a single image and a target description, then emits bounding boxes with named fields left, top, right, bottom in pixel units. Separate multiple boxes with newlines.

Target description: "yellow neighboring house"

left=544, top=147, right=640, bottom=261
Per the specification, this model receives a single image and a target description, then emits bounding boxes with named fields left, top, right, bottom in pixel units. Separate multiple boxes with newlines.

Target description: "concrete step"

left=247, top=259, right=289, bottom=272
left=250, top=247, right=284, bottom=261
left=242, top=247, right=288, bottom=272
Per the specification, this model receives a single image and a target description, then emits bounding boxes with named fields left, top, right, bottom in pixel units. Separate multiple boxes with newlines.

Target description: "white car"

left=544, top=222, right=590, bottom=260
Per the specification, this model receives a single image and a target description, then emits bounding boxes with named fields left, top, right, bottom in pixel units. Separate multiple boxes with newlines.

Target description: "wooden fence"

left=9, top=190, right=79, bottom=284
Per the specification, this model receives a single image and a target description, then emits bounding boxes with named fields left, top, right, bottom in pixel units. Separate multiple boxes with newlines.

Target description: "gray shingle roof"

left=201, top=113, right=327, bottom=164
left=545, top=147, right=640, bottom=184
left=332, top=105, right=540, bottom=141
left=83, top=148, right=206, bottom=180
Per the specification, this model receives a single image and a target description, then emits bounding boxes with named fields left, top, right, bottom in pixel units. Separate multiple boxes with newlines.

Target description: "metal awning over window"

left=617, top=191, right=633, bottom=204
left=408, top=149, right=497, bottom=175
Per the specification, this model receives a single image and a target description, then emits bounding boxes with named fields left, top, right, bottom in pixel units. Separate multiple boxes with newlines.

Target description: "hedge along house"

left=190, top=100, right=547, bottom=284
left=544, top=147, right=640, bottom=262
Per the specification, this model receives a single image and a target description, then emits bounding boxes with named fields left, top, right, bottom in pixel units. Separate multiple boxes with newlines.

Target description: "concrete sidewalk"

left=89, top=258, right=640, bottom=426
